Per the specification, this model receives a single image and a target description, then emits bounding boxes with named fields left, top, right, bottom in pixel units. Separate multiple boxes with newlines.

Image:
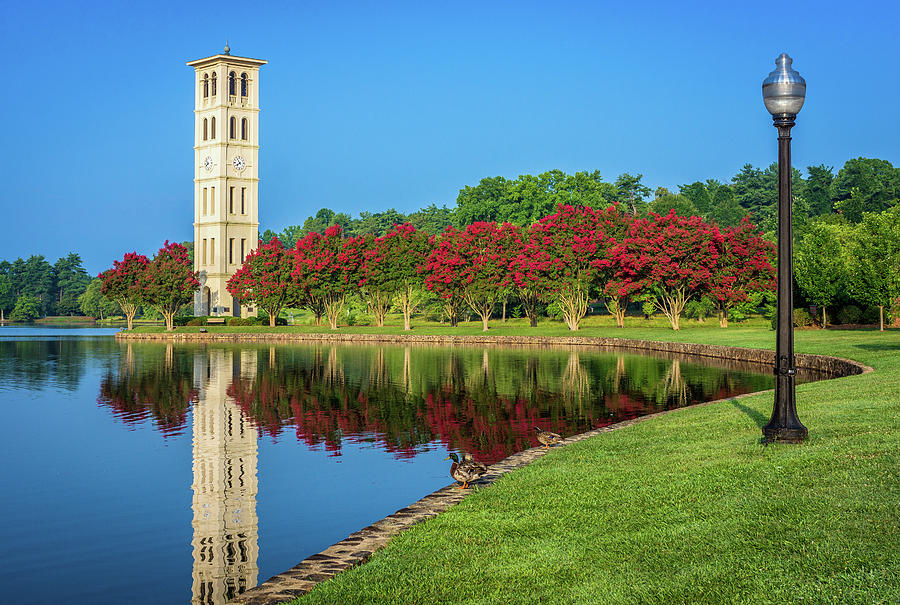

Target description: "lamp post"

left=761, top=53, right=808, bottom=443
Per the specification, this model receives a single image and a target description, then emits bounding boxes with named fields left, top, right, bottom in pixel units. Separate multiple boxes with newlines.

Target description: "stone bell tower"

left=188, top=45, right=266, bottom=317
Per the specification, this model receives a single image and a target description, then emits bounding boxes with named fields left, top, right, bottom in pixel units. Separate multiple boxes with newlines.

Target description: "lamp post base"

left=762, top=426, right=808, bottom=444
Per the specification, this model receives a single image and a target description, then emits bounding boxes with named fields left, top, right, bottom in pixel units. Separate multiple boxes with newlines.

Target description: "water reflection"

left=91, top=342, right=786, bottom=604
left=191, top=349, right=259, bottom=605
left=225, top=344, right=776, bottom=465
left=0, top=336, right=116, bottom=393
left=97, top=343, right=197, bottom=437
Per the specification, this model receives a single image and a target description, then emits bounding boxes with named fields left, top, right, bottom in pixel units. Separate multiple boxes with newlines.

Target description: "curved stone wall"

left=117, top=331, right=871, bottom=377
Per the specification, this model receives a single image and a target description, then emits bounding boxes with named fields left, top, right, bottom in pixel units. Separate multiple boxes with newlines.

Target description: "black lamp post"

left=761, top=53, right=808, bottom=443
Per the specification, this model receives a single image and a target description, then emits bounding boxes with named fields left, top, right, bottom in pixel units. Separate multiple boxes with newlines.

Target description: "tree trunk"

left=879, top=305, right=884, bottom=332
left=719, top=307, right=728, bottom=328
left=324, top=295, right=345, bottom=330
left=124, top=302, right=138, bottom=331
left=481, top=315, right=489, bottom=331
left=502, top=297, right=507, bottom=322
left=656, top=289, right=687, bottom=331
left=529, top=314, right=538, bottom=328
left=367, top=290, right=390, bottom=327
left=822, top=306, right=827, bottom=328
left=269, top=313, right=276, bottom=327
left=398, top=287, right=417, bottom=331
left=559, top=286, right=588, bottom=331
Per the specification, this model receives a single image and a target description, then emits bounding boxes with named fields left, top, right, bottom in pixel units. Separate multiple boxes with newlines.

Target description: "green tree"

left=53, top=253, right=91, bottom=316
left=614, top=173, right=651, bottom=215
left=356, top=208, right=407, bottom=236
left=846, top=206, right=900, bottom=330
left=805, top=164, right=834, bottom=216
left=261, top=224, right=306, bottom=249
left=78, top=278, right=120, bottom=320
left=10, top=255, right=55, bottom=316
left=708, top=186, right=747, bottom=228
left=731, top=163, right=805, bottom=230
left=833, top=157, right=900, bottom=222
left=0, top=263, right=14, bottom=321
left=648, top=190, right=698, bottom=218
left=407, top=204, right=454, bottom=234
left=301, top=208, right=354, bottom=236
left=11, top=294, right=42, bottom=321
left=794, top=222, right=848, bottom=326
left=455, top=176, right=515, bottom=226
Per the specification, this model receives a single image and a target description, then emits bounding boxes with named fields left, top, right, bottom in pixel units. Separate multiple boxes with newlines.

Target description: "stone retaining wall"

left=117, top=331, right=870, bottom=377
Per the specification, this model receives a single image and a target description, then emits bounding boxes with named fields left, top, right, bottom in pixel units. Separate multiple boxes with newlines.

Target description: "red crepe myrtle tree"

left=292, top=225, right=358, bottom=330
left=424, top=222, right=518, bottom=331
left=711, top=218, right=776, bottom=327
left=141, top=241, right=200, bottom=331
left=591, top=207, right=632, bottom=328
left=508, top=228, right=544, bottom=327
left=226, top=238, right=299, bottom=327
left=379, top=223, right=431, bottom=330
left=423, top=231, right=467, bottom=327
left=611, top=211, right=722, bottom=330
left=98, top=252, right=149, bottom=330
left=344, top=234, right=392, bottom=327
left=527, top=204, right=621, bottom=330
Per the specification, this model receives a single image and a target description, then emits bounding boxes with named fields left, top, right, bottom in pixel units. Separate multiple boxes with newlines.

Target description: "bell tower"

left=188, top=45, right=266, bottom=317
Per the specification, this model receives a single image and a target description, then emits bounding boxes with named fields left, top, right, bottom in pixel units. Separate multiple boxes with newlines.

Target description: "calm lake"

left=0, top=327, right=803, bottom=604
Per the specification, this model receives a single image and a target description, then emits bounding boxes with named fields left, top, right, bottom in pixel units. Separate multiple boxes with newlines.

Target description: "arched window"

left=202, top=74, right=209, bottom=98
left=211, top=72, right=217, bottom=95
left=202, top=118, right=208, bottom=141
left=210, top=117, right=216, bottom=139
left=229, top=117, right=236, bottom=139
left=229, top=71, right=236, bottom=96
left=240, top=73, right=248, bottom=97
left=241, top=118, right=248, bottom=140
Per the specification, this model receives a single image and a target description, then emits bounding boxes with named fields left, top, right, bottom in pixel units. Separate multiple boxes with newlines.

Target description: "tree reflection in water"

left=97, top=343, right=197, bottom=437
left=225, top=344, right=774, bottom=465
left=94, top=343, right=776, bottom=464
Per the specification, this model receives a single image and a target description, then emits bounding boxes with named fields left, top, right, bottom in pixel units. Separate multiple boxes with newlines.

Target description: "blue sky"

left=2, top=0, right=898, bottom=274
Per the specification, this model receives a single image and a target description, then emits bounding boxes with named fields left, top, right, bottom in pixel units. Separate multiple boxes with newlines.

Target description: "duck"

left=534, top=426, right=562, bottom=448
left=444, top=452, right=488, bottom=489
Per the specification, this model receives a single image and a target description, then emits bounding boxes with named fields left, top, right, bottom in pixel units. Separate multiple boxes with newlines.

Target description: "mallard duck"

left=534, top=426, right=562, bottom=448
left=444, top=452, right=487, bottom=489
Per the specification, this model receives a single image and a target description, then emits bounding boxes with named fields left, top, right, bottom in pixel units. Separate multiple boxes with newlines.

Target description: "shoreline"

left=116, top=330, right=870, bottom=377
left=118, top=330, right=869, bottom=604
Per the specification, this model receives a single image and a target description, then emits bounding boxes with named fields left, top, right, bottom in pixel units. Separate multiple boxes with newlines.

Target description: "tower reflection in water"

left=191, top=349, right=259, bottom=605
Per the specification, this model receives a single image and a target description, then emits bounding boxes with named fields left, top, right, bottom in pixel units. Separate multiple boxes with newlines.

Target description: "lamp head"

left=762, top=53, right=806, bottom=118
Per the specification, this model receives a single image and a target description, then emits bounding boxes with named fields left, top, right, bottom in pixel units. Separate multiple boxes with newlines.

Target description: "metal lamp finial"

left=762, top=53, right=806, bottom=118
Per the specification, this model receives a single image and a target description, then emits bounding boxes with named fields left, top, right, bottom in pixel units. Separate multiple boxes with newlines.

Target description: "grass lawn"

left=232, top=321, right=900, bottom=605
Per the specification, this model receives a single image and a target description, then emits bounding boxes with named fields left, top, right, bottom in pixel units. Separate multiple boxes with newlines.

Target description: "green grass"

left=268, top=325, right=900, bottom=605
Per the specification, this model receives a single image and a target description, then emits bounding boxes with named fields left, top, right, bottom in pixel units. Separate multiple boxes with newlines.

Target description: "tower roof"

left=187, top=51, right=267, bottom=69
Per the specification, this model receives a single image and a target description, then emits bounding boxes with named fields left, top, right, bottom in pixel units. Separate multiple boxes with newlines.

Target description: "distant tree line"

left=0, top=253, right=91, bottom=321
left=1, top=241, right=195, bottom=322
left=262, top=157, right=900, bottom=247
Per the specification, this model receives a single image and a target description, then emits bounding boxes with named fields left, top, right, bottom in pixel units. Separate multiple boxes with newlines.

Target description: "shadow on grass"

left=853, top=342, right=900, bottom=352
left=731, top=399, right=768, bottom=428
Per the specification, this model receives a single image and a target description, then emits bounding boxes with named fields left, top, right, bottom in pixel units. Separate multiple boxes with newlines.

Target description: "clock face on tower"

left=232, top=156, right=246, bottom=171
left=204, top=156, right=213, bottom=171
